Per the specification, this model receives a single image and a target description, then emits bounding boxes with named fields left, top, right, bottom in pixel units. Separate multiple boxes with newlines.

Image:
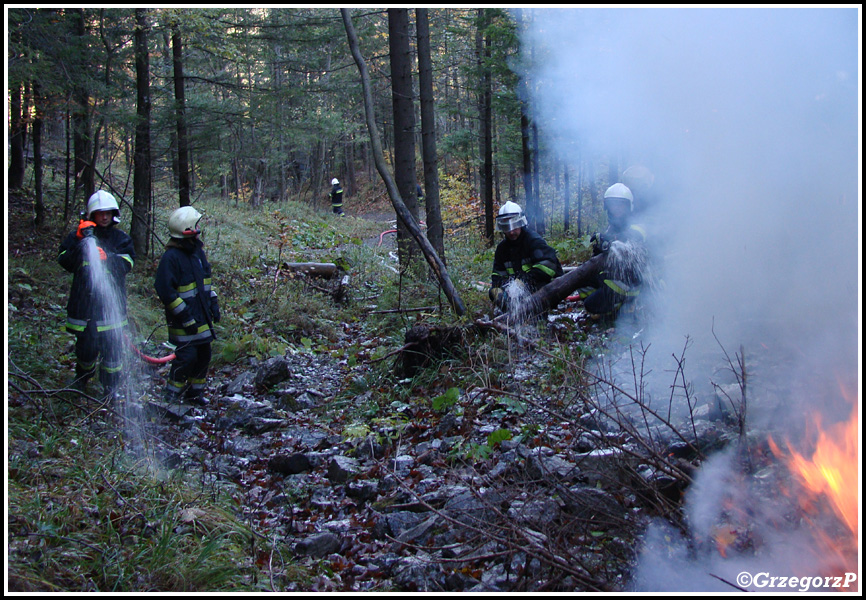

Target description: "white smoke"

left=519, top=6, right=859, bottom=406
left=517, top=7, right=860, bottom=591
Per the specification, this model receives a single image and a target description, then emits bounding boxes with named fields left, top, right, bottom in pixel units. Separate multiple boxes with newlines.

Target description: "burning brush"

left=766, top=384, right=859, bottom=589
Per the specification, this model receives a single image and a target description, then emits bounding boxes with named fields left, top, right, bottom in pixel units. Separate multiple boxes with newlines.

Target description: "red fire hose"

left=378, top=229, right=397, bottom=246
left=377, top=221, right=426, bottom=247
left=126, top=335, right=175, bottom=365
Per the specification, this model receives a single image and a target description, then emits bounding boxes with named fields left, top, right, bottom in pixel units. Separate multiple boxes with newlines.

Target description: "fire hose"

left=126, top=334, right=175, bottom=365
left=377, top=229, right=397, bottom=247
left=377, top=221, right=426, bottom=247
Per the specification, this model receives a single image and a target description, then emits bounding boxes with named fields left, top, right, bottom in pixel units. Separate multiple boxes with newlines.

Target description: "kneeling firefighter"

left=575, top=183, right=648, bottom=317
left=488, top=201, right=563, bottom=312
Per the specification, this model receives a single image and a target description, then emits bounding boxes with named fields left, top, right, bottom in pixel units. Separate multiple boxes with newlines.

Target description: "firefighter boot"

left=184, top=377, right=208, bottom=406
left=69, top=365, right=96, bottom=395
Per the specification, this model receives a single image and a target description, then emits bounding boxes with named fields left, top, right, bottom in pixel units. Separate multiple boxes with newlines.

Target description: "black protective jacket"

left=491, top=228, right=563, bottom=293
left=154, top=238, right=219, bottom=346
left=58, top=225, right=135, bottom=334
left=329, top=184, right=344, bottom=207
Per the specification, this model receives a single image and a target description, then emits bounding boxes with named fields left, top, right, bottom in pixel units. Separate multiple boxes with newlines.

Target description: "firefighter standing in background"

left=488, top=201, right=563, bottom=312
left=329, top=178, right=344, bottom=216
left=58, top=190, right=135, bottom=399
left=155, top=206, right=220, bottom=405
left=574, top=183, right=648, bottom=318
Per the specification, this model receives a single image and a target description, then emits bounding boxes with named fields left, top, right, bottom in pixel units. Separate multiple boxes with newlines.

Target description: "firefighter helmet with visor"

left=496, top=201, right=528, bottom=233
left=603, top=183, right=634, bottom=213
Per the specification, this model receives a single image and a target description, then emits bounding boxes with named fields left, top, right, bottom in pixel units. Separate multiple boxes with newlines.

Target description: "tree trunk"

left=521, top=111, right=534, bottom=227
left=587, top=159, right=599, bottom=222
left=532, top=121, right=545, bottom=234
left=577, top=155, right=584, bottom=236
left=342, top=8, right=466, bottom=317
left=563, top=164, right=570, bottom=234
left=72, top=8, right=95, bottom=201
left=416, top=8, right=445, bottom=263
left=172, top=26, right=191, bottom=207
left=9, top=84, right=26, bottom=190
left=162, top=30, right=178, bottom=189
left=64, top=98, right=71, bottom=219
left=494, top=253, right=606, bottom=326
left=477, top=9, right=494, bottom=243
left=33, top=82, right=45, bottom=227
left=388, top=8, right=420, bottom=268
left=133, top=8, right=152, bottom=257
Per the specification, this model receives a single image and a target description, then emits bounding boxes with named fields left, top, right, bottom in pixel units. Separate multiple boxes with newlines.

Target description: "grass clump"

left=6, top=415, right=289, bottom=592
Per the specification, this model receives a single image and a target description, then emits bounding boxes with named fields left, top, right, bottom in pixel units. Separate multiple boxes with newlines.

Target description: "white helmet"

left=85, top=190, right=121, bottom=223
left=496, top=201, right=528, bottom=233
left=332, top=178, right=340, bottom=186
left=603, top=183, right=634, bottom=212
left=168, top=206, right=203, bottom=239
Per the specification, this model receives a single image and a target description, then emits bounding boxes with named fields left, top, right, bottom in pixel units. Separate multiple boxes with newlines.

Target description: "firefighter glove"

left=211, top=300, right=221, bottom=323
left=77, top=220, right=97, bottom=239
left=591, top=232, right=611, bottom=254
left=490, top=287, right=509, bottom=311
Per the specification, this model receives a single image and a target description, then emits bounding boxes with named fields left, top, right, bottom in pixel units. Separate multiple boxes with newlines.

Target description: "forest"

left=6, top=7, right=860, bottom=593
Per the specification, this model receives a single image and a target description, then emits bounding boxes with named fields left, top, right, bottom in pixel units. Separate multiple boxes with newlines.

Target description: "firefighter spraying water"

left=58, top=191, right=136, bottom=401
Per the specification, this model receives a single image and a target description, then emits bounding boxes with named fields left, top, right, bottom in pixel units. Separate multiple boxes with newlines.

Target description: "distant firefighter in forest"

left=155, top=206, right=221, bottom=405
left=58, top=190, right=135, bottom=400
left=329, top=178, right=345, bottom=216
left=488, top=201, right=563, bottom=313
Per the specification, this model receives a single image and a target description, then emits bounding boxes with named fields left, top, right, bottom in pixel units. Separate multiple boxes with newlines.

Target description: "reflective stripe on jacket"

left=491, top=228, right=563, bottom=291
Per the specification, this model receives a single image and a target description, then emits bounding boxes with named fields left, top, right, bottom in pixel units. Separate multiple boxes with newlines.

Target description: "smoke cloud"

left=519, top=7, right=859, bottom=405
left=517, top=7, right=860, bottom=591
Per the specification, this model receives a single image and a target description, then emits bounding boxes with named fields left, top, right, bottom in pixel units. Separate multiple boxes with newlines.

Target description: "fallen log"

left=494, top=252, right=606, bottom=327
left=280, top=262, right=338, bottom=278
left=393, top=254, right=607, bottom=374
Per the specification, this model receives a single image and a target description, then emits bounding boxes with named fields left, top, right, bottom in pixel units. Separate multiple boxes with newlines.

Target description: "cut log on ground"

left=281, top=262, right=339, bottom=278
left=393, top=254, right=607, bottom=374
left=494, top=252, right=606, bottom=327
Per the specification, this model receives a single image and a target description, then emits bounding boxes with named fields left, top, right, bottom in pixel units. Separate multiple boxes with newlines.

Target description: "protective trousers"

left=165, top=342, right=212, bottom=402
left=75, top=323, right=124, bottom=394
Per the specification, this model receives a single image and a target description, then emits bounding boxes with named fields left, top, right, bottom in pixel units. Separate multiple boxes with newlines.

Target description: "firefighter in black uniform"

left=488, top=201, right=563, bottom=312
left=574, top=183, right=648, bottom=317
left=329, top=178, right=344, bottom=216
left=154, top=206, right=220, bottom=405
left=58, top=191, right=135, bottom=399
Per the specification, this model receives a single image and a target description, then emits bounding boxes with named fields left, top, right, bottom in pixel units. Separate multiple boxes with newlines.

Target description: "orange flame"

left=768, top=382, right=859, bottom=589
left=783, top=404, right=859, bottom=535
